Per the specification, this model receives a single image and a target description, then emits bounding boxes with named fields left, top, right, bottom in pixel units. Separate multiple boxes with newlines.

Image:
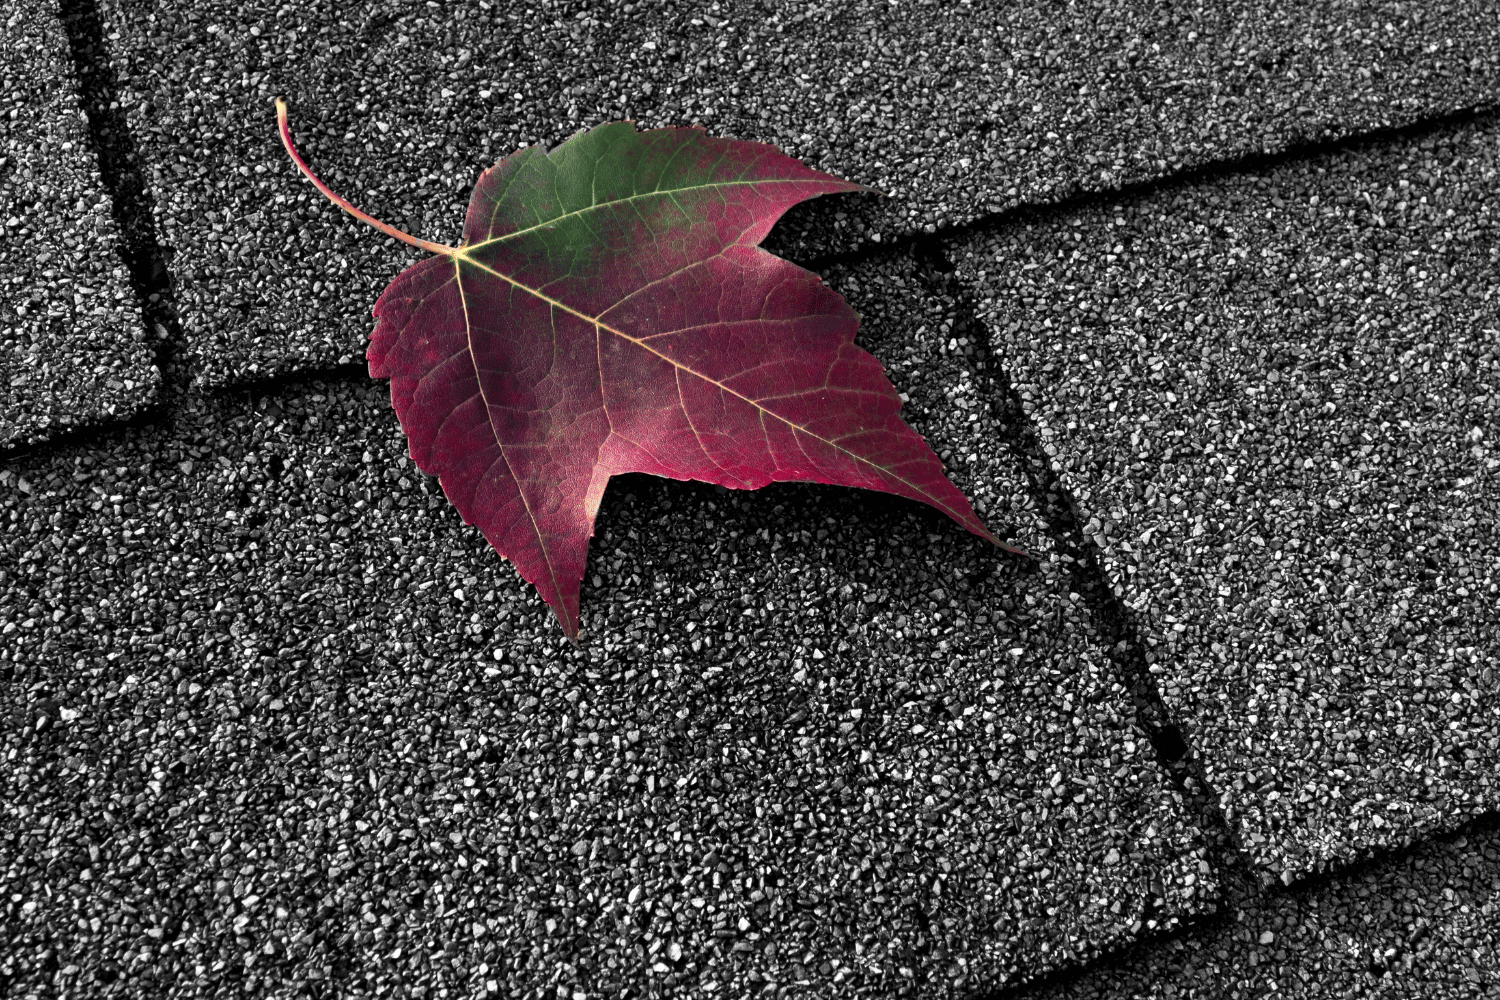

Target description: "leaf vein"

left=455, top=258, right=571, bottom=630
left=453, top=252, right=966, bottom=524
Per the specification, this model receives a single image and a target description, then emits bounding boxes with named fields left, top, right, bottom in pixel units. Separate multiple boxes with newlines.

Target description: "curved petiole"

left=276, top=97, right=458, bottom=257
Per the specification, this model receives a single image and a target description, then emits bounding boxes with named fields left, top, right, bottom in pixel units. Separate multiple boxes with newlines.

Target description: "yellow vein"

left=452, top=252, right=969, bottom=526
left=674, top=365, right=741, bottom=484
left=453, top=255, right=570, bottom=629
left=463, top=177, right=850, bottom=253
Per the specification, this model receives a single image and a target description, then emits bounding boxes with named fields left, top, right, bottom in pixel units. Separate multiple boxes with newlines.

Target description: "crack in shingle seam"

left=909, top=232, right=1266, bottom=937
left=792, top=101, right=1500, bottom=280
left=53, top=2, right=185, bottom=421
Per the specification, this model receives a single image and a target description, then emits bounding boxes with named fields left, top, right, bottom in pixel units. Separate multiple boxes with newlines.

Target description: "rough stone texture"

left=954, top=115, right=1500, bottom=885
left=95, top=0, right=1500, bottom=390
left=16, top=4, right=1500, bottom=994
left=0, top=0, right=157, bottom=449
left=0, top=254, right=1212, bottom=998
left=1024, top=820, right=1500, bottom=999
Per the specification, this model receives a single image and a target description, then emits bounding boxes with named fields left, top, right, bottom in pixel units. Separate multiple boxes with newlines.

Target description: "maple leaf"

left=276, top=99, right=1027, bottom=639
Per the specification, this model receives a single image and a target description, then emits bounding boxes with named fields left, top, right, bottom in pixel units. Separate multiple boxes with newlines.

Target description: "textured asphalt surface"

left=1024, top=816, right=1500, bottom=999
left=83, top=0, right=1500, bottom=400
left=5, top=0, right=1500, bottom=997
left=0, top=336, right=1210, bottom=995
left=954, top=113, right=1500, bottom=886
left=0, top=0, right=156, bottom=449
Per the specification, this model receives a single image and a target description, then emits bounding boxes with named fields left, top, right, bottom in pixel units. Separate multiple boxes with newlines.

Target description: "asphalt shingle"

left=17, top=4, right=1500, bottom=994
left=953, top=114, right=1500, bottom=885
left=0, top=0, right=157, bottom=449
left=0, top=253, right=1213, bottom=997
left=1023, top=819, right=1500, bottom=999
left=95, top=0, right=1500, bottom=392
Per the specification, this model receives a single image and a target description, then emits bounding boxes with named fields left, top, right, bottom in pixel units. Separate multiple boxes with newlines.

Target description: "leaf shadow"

left=593, top=472, right=1035, bottom=592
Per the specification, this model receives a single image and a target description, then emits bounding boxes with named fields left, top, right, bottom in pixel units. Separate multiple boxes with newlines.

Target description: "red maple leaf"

left=277, top=100, right=1026, bottom=638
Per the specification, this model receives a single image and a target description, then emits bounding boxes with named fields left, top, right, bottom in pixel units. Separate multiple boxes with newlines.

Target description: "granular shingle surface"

left=954, top=114, right=1500, bottom=885
left=0, top=0, right=157, bottom=449
left=95, top=0, right=1500, bottom=390
left=822, top=251, right=1046, bottom=559
left=0, top=253, right=1213, bottom=998
left=1023, top=819, right=1500, bottom=999
left=0, top=383, right=1211, bottom=998
left=11, top=3, right=1500, bottom=996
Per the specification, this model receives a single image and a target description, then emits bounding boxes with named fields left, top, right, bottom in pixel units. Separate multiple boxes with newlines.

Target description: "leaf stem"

left=276, top=97, right=457, bottom=257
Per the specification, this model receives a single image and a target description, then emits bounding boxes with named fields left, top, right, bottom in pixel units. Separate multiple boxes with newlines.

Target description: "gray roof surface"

left=954, top=114, right=1500, bottom=885
left=5, top=0, right=1500, bottom=997
left=0, top=0, right=157, bottom=449
left=1022, top=818, right=1500, bottom=999
left=0, top=364, right=1209, bottom=997
left=82, top=0, right=1500, bottom=400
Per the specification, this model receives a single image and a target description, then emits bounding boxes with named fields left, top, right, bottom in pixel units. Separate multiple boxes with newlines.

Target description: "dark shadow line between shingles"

left=910, top=204, right=1500, bottom=995
left=0, top=406, right=168, bottom=469
left=905, top=234, right=1268, bottom=997
left=50, top=3, right=185, bottom=411
left=0, top=361, right=378, bottom=467
left=203, top=361, right=378, bottom=403
left=795, top=100, right=1500, bottom=276
left=974, top=807, right=1500, bottom=999
left=174, top=98, right=1500, bottom=444
left=1259, top=804, right=1500, bottom=904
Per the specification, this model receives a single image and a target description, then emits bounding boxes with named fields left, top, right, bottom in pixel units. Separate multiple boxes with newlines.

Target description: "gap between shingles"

left=796, top=101, right=1500, bottom=277
left=15, top=1, right=190, bottom=455
left=979, top=808, right=1500, bottom=999
left=25, top=18, right=1496, bottom=985
left=906, top=232, right=1266, bottom=972
left=57, top=98, right=1495, bottom=452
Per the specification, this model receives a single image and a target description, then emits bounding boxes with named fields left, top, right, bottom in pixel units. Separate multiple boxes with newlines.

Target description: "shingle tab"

left=823, top=253, right=1045, bottom=558
left=0, top=254, right=1214, bottom=996
left=0, top=0, right=157, bottom=449
left=954, top=116, right=1500, bottom=884
left=1028, top=821, right=1500, bottom=999
left=0, top=382, right=1214, bottom=995
left=96, top=0, right=1500, bottom=391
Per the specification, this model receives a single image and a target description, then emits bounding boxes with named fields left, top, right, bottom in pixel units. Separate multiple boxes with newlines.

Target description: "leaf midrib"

left=462, top=178, right=841, bottom=253
left=451, top=249, right=981, bottom=534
